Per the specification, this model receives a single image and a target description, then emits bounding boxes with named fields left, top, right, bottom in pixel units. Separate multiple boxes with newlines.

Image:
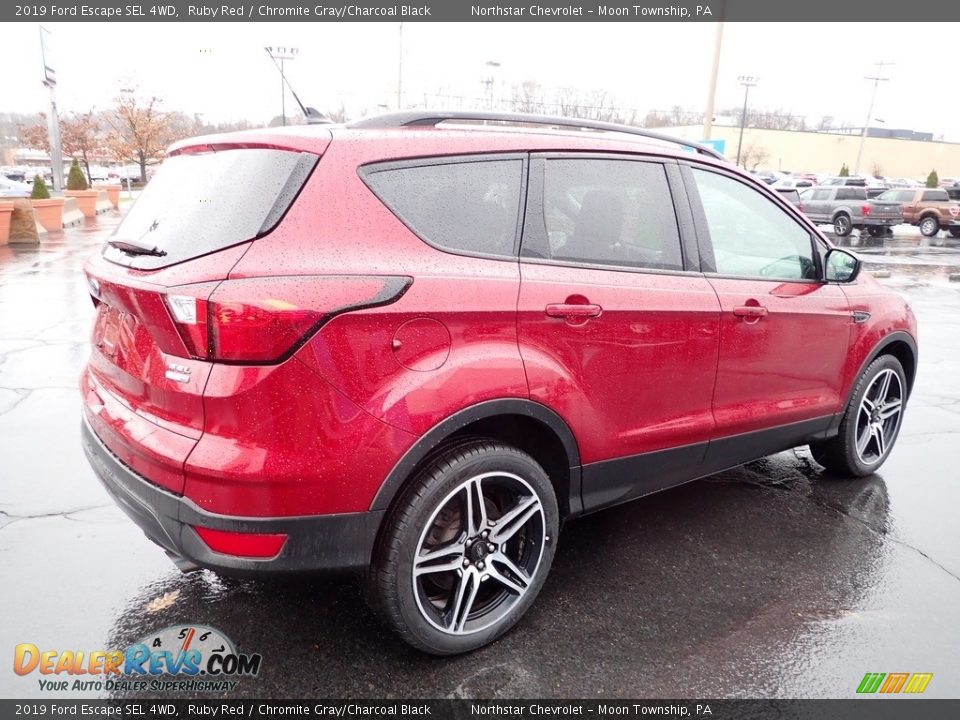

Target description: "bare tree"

left=106, top=93, right=177, bottom=182
left=60, top=111, right=102, bottom=183
left=741, top=142, right=769, bottom=171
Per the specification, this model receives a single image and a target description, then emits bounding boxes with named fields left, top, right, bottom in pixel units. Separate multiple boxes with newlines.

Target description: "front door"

left=684, top=165, right=851, bottom=469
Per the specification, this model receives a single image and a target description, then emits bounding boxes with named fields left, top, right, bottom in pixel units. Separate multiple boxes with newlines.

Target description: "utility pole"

left=265, top=46, right=298, bottom=126
left=854, top=60, right=892, bottom=176
left=735, top=76, right=757, bottom=168
left=397, top=23, right=404, bottom=110
left=39, top=27, right=63, bottom=193
left=703, top=20, right=725, bottom=140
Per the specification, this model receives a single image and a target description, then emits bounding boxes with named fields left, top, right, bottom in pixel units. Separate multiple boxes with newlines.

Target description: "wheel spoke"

left=469, top=476, right=488, bottom=537
left=489, top=553, right=530, bottom=595
left=856, top=423, right=872, bottom=457
left=490, top=495, right=541, bottom=544
left=878, top=399, right=902, bottom=421
left=874, top=424, right=887, bottom=457
left=875, top=371, right=892, bottom=404
left=414, top=541, right=464, bottom=577
left=448, top=572, right=479, bottom=633
left=861, top=395, right=876, bottom=412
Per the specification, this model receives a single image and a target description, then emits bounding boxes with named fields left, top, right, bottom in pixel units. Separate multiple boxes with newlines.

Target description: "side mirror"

left=824, top=248, right=861, bottom=283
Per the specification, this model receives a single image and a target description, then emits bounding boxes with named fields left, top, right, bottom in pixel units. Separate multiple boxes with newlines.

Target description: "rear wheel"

left=949, top=228, right=960, bottom=238
left=919, top=216, right=940, bottom=237
left=368, top=440, right=559, bottom=654
left=833, top=214, right=852, bottom=237
left=867, top=226, right=884, bottom=238
left=810, top=355, right=906, bottom=476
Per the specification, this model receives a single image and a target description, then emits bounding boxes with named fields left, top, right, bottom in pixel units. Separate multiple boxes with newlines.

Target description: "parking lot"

left=1, top=215, right=959, bottom=699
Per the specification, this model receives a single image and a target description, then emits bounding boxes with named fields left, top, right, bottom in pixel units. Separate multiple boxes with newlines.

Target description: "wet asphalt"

left=1, top=214, right=959, bottom=700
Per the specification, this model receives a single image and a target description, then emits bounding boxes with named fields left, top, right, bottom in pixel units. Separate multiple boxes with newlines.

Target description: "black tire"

left=368, top=439, right=560, bottom=655
left=833, top=214, right=852, bottom=237
left=949, top=228, right=960, bottom=238
left=810, top=354, right=907, bottom=477
left=919, top=216, right=940, bottom=237
left=867, top=226, right=884, bottom=238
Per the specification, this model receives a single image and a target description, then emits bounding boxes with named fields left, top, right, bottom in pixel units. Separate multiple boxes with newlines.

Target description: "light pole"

left=735, top=75, right=758, bottom=168
left=39, top=26, right=63, bottom=193
left=482, top=60, right=501, bottom=110
left=703, top=20, right=725, bottom=140
left=397, top=23, right=404, bottom=110
left=265, top=46, right=298, bottom=126
left=854, top=61, right=892, bottom=176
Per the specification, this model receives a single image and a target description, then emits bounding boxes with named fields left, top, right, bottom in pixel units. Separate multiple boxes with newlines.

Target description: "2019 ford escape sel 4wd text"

left=81, top=111, right=918, bottom=654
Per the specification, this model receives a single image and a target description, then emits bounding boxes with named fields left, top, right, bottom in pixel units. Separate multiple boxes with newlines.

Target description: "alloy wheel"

left=855, top=368, right=904, bottom=466
left=411, top=472, right=546, bottom=636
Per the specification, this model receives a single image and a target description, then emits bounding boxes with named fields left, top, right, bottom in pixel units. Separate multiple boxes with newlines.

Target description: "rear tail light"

left=193, top=526, right=287, bottom=558
left=165, top=276, right=410, bottom=364
left=861, top=204, right=871, bottom=216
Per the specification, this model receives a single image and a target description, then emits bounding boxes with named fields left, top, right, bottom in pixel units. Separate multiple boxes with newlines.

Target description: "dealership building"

left=661, top=124, right=960, bottom=179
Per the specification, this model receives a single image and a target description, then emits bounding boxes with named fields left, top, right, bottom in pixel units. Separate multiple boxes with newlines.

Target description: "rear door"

left=682, top=164, right=851, bottom=469
left=517, top=155, right=721, bottom=511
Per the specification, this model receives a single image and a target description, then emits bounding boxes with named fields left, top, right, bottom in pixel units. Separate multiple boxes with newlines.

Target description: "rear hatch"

left=83, top=144, right=321, bottom=494
left=868, top=198, right=903, bottom=220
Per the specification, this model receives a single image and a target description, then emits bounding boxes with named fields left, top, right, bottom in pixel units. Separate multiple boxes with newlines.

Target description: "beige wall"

left=661, top=125, right=960, bottom=180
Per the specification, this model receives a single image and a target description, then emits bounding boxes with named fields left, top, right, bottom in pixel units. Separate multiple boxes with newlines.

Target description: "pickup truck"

left=798, top=186, right=902, bottom=238
left=876, top=187, right=960, bottom=237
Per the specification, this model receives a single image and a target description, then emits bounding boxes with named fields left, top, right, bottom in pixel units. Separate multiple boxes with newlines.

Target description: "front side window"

left=362, top=158, right=523, bottom=257
left=811, top=189, right=832, bottom=201
left=692, top=168, right=817, bottom=281
left=540, top=159, right=683, bottom=271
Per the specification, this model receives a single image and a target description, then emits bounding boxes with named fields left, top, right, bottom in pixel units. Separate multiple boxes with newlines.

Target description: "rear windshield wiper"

left=107, top=238, right=167, bottom=257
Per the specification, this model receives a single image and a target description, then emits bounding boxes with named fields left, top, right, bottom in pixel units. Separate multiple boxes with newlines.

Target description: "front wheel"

left=810, top=355, right=907, bottom=476
left=919, top=216, right=940, bottom=237
left=368, top=440, right=559, bottom=654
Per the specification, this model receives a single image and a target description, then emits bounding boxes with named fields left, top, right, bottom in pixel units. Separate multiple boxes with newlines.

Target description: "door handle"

left=545, top=303, right=603, bottom=319
left=733, top=305, right=768, bottom=319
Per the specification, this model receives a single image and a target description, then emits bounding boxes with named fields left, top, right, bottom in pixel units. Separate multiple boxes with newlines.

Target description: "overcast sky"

left=2, top=22, right=955, bottom=139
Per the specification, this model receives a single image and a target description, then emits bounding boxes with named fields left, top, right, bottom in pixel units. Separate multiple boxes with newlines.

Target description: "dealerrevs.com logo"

left=13, top=625, right=262, bottom=693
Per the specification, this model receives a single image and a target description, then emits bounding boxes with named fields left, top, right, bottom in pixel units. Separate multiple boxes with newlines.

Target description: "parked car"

left=798, top=185, right=902, bottom=237
left=821, top=176, right=868, bottom=187
left=80, top=111, right=918, bottom=655
left=771, top=177, right=815, bottom=190
left=946, top=185, right=960, bottom=202
left=774, top=187, right=802, bottom=206
left=0, top=177, right=31, bottom=198
left=876, top=187, right=960, bottom=238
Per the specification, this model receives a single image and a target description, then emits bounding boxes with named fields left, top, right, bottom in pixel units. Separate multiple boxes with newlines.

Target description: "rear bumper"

left=81, top=416, right=383, bottom=574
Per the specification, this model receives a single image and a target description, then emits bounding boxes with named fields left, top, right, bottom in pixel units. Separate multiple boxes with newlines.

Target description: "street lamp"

left=265, top=46, right=298, bottom=126
left=735, top=75, right=758, bottom=168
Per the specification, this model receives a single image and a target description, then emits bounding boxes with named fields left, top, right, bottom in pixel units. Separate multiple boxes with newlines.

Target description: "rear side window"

left=539, top=159, right=683, bottom=271
left=362, top=158, right=523, bottom=258
left=103, top=148, right=317, bottom=269
left=836, top=188, right=866, bottom=200
left=922, top=190, right=949, bottom=202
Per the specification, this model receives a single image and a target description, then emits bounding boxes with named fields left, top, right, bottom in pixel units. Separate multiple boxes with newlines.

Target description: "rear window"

left=361, top=157, right=523, bottom=258
left=103, top=148, right=317, bottom=269
left=922, top=190, right=949, bottom=202
left=836, top=188, right=867, bottom=201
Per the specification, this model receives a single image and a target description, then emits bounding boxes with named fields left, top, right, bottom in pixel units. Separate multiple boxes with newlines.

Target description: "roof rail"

left=346, top=110, right=726, bottom=161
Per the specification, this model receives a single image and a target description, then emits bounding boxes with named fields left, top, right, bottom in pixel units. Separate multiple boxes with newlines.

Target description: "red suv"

left=81, top=112, right=917, bottom=654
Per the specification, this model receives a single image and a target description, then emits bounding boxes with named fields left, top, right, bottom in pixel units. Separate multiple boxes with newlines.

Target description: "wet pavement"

left=2, top=217, right=959, bottom=699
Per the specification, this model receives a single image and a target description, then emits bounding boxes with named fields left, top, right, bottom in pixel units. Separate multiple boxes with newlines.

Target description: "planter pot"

left=64, top=189, right=99, bottom=218
left=97, top=184, right=122, bottom=209
left=0, top=201, right=14, bottom=245
left=30, top=197, right=66, bottom=232
left=8, top=199, right=40, bottom=243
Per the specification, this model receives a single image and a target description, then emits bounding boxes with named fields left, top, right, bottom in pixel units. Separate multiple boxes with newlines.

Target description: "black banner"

left=5, top=0, right=960, bottom=23
left=1, top=700, right=958, bottom=720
